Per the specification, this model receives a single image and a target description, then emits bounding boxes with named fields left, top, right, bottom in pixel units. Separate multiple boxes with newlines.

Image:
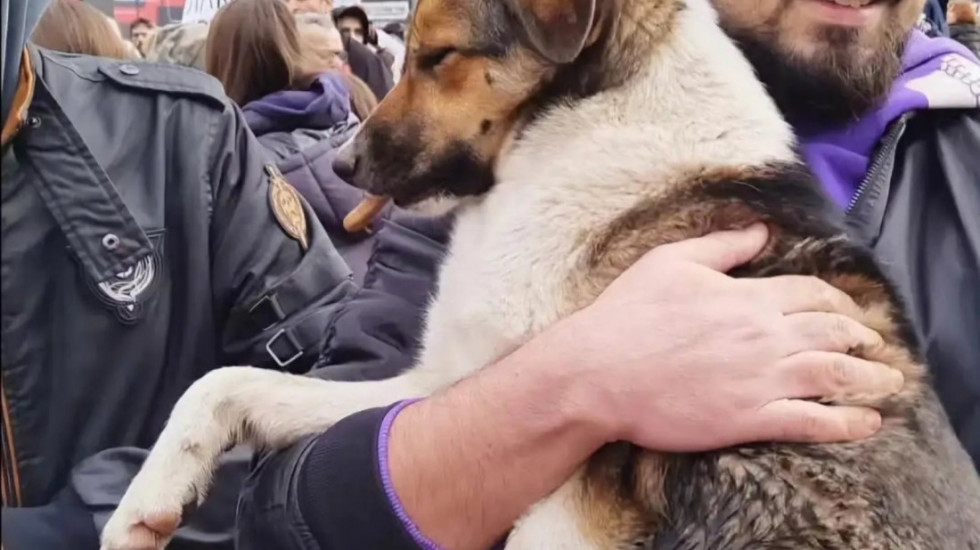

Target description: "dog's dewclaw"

left=344, top=195, right=390, bottom=233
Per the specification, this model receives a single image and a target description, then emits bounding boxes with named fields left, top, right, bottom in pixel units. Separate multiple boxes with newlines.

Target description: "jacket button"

left=27, top=115, right=41, bottom=128
left=119, top=64, right=140, bottom=76
left=102, top=233, right=121, bottom=250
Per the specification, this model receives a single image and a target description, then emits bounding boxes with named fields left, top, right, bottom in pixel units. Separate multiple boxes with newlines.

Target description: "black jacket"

left=344, top=36, right=394, bottom=100
left=950, top=23, right=980, bottom=58
left=235, top=110, right=980, bottom=549
left=0, top=47, right=360, bottom=549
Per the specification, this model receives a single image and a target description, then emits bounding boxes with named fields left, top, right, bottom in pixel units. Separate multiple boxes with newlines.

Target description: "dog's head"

left=334, top=0, right=608, bottom=207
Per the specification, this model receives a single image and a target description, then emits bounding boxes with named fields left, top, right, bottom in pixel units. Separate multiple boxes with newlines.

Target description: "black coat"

left=951, top=23, right=980, bottom=58
left=344, top=35, right=395, bottom=100
left=0, top=47, right=359, bottom=549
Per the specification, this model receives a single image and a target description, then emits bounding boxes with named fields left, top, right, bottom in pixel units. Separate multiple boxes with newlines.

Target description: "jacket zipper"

left=845, top=116, right=909, bottom=215
left=0, top=380, right=22, bottom=506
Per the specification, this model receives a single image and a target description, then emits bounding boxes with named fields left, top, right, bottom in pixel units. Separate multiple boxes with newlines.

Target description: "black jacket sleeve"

left=207, top=100, right=357, bottom=373
left=237, top=212, right=452, bottom=550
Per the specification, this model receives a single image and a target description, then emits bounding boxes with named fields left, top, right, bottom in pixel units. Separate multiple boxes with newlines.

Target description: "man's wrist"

left=385, top=322, right=612, bottom=550
left=519, top=313, right=621, bottom=446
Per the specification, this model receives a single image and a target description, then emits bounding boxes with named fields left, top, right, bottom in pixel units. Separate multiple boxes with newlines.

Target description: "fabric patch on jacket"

left=266, top=164, right=309, bottom=251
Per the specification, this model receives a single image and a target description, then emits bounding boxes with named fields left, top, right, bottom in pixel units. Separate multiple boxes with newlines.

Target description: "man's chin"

left=728, top=26, right=904, bottom=128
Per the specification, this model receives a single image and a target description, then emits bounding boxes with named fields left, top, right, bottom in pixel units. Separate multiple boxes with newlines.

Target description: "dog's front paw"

left=100, top=461, right=200, bottom=550
left=100, top=506, right=181, bottom=550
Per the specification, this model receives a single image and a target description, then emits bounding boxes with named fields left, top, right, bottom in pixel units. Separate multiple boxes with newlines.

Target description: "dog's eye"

left=420, top=47, right=458, bottom=71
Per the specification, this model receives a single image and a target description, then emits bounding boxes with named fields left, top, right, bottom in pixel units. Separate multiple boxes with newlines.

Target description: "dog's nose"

left=333, top=140, right=358, bottom=183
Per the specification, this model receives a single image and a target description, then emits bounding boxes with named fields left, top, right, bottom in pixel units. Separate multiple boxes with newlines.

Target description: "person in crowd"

left=1, top=0, right=375, bottom=547
left=335, top=5, right=396, bottom=69
left=295, top=12, right=381, bottom=119
left=143, top=21, right=209, bottom=70
left=30, top=0, right=132, bottom=59
left=129, top=17, right=155, bottom=57
left=949, top=0, right=980, bottom=56
left=236, top=0, right=980, bottom=548
left=334, top=5, right=371, bottom=44
left=340, top=29, right=394, bottom=99
left=207, top=0, right=386, bottom=284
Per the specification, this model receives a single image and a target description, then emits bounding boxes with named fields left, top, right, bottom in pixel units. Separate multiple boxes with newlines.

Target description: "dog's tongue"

left=344, top=194, right=391, bottom=233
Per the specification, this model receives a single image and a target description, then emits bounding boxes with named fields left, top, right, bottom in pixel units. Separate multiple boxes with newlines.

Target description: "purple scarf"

left=241, top=73, right=352, bottom=137
left=799, top=31, right=980, bottom=210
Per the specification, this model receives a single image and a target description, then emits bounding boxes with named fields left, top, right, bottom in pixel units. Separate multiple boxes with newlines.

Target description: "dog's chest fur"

left=415, top=1, right=795, bottom=378
left=411, top=1, right=980, bottom=548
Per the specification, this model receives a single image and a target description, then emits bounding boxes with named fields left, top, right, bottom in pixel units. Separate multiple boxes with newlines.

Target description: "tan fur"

left=577, top=445, right=654, bottom=549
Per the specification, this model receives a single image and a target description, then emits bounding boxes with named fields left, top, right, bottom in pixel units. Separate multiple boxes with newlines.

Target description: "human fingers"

left=748, top=400, right=883, bottom=443
left=781, top=312, right=885, bottom=355
left=743, top=275, right=864, bottom=318
left=775, top=351, right=904, bottom=401
left=643, top=223, right=769, bottom=272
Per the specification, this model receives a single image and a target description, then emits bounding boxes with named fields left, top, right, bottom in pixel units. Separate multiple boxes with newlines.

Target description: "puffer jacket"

left=243, top=72, right=399, bottom=284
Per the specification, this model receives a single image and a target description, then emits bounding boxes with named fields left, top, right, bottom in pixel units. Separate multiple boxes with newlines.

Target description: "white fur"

left=100, top=3, right=796, bottom=549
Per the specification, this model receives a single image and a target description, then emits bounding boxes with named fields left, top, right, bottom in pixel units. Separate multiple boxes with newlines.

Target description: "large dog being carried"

left=102, top=0, right=980, bottom=548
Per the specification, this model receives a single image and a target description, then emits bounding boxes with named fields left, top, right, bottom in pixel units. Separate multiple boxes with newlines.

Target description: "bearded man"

left=235, top=1, right=980, bottom=549
left=715, top=0, right=979, bottom=463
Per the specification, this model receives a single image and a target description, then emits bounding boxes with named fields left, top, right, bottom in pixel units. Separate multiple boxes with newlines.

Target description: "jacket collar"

left=13, top=46, right=154, bottom=284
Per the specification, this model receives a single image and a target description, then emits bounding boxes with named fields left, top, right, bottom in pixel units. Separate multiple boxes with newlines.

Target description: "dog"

left=101, top=0, right=980, bottom=548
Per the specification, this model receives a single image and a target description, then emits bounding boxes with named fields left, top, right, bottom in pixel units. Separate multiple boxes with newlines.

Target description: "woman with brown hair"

left=207, top=0, right=388, bottom=283
left=31, top=0, right=132, bottom=59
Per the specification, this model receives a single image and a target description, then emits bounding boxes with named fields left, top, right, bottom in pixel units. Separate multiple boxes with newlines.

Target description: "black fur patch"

left=688, top=163, right=921, bottom=361
left=364, top=123, right=494, bottom=204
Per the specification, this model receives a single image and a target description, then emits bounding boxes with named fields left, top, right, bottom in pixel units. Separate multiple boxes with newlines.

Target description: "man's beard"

left=725, top=21, right=906, bottom=129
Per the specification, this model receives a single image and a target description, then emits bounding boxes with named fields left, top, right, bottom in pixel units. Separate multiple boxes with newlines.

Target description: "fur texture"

left=101, top=1, right=980, bottom=549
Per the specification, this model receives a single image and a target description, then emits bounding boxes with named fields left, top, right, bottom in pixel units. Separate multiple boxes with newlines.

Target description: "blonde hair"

left=32, top=0, right=132, bottom=59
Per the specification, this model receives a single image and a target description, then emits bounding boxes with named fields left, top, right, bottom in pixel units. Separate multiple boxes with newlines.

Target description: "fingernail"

left=863, top=410, right=882, bottom=433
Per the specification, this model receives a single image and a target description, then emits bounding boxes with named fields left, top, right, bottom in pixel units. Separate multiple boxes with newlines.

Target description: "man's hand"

left=552, top=223, right=900, bottom=451
left=389, top=224, right=900, bottom=550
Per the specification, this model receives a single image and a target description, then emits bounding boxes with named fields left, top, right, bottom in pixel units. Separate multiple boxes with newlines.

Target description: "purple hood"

left=799, top=31, right=980, bottom=210
left=242, top=73, right=352, bottom=137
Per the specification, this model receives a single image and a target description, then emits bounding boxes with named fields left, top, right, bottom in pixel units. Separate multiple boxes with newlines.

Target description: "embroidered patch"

left=266, top=164, right=309, bottom=251
left=97, top=255, right=156, bottom=305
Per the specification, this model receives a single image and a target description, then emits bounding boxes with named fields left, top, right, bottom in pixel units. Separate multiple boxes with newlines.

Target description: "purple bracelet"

left=377, top=398, right=446, bottom=550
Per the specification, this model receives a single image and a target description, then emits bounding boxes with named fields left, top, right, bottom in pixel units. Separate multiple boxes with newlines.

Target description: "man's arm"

left=238, top=225, right=902, bottom=550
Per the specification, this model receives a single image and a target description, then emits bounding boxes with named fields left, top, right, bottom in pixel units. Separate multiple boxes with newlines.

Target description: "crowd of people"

left=1, top=0, right=978, bottom=549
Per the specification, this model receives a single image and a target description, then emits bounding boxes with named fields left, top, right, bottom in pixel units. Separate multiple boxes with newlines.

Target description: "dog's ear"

left=506, top=0, right=596, bottom=64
